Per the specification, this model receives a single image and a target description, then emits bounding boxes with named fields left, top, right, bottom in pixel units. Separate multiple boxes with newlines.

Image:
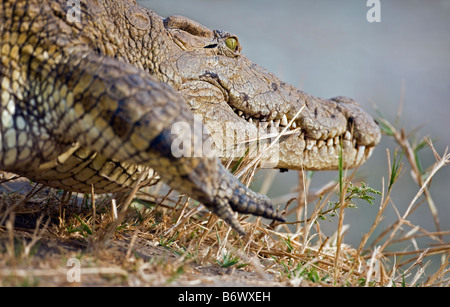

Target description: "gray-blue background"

left=139, top=0, right=450, bottom=249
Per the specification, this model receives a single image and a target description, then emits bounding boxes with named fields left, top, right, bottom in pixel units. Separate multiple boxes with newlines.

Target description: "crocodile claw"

left=203, top=165, right=285, bottom=235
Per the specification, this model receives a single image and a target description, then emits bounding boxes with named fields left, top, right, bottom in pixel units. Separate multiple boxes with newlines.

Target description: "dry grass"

left=0, top=116, right=449, bottom=287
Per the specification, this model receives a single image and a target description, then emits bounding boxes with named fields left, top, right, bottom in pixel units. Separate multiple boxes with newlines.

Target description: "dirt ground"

left=0, top=227, right=295, bottom=287
left=0, top=178, right=298, bottom=287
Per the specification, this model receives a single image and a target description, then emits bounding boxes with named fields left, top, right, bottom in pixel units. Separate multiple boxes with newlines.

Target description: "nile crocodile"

left=0, top=0, right=381, bottom=234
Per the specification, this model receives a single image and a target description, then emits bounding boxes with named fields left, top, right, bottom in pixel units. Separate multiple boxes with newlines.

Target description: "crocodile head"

left=160, top=16, right=381, bottom=171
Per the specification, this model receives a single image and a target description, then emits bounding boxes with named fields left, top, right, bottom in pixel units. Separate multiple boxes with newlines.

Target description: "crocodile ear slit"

left=164, top=15, right=214, bottom=38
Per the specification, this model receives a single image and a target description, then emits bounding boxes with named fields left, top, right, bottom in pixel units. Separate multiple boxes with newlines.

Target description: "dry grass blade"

left=94, top=170, right=148, bottom=248
left=378, top=141, right=450, bottom=254
left=380, top=118, right=446, bottom=236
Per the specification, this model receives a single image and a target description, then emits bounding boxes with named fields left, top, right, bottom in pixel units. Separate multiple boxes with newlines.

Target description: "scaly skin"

left=0, top=0, right=381, bottom=234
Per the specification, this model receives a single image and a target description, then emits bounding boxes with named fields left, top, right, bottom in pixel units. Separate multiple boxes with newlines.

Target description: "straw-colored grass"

left=0, top=115, right=449, bottom=287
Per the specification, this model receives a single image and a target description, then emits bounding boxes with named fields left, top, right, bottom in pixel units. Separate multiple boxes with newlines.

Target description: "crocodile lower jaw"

left=274, top=130, right=376, bottom=170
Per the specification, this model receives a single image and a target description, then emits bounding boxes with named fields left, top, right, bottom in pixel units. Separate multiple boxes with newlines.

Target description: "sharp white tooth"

left=334, top=137, right=340, bottom=145
left=248, top=118, right=253, bottom=124
left=343, top=139, right=352, bottom=149
left=292, top=121, right=297, bottom=128
left=274, top=119, right=280, bottom=127
left=344, top=131, right=352, bottom=140
left=281, top=114, right=288, bottom=126
left=367, top=147, right=374, bottom=157
left=238, top=110, right=243, bottom=116
left=260, top=121, right=269, bottom=129
left=306, top=138, right=314, bottom=150
left=327, top=138, right=334, bottom=147
left=356, top=145, right=366, bottom=163
left=269, top=120, right=274, bottom=127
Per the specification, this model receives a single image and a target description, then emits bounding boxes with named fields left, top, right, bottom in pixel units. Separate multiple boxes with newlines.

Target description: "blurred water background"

left=139, top=1, right=450, bottom=253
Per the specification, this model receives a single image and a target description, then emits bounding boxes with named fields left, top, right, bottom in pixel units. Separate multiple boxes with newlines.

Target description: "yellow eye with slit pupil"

left=225, top=37, right=238, bottom=52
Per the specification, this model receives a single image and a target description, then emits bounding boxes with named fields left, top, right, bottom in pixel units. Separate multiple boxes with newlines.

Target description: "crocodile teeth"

left=327, top=138, right=334, bottom=147
left=306, top=138, right=315, bottom=150
left=281, top=114, right=288, bottom=126
left=273, top=119, right=280, bottom=127
left=291, top=121, right=297, bottom=128
left=238, top=110, right=243, bottom=116
left=356, top=145, right=366, bottom=163
left=344, top=131, right=352, bottom=140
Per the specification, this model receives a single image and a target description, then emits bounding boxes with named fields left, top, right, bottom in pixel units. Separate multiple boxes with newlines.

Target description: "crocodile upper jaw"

left=166, top=25, right=381, bottom=170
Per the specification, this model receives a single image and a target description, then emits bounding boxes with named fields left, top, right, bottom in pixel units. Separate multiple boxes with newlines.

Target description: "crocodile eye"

left=225, top=37, right=238, bottom=52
